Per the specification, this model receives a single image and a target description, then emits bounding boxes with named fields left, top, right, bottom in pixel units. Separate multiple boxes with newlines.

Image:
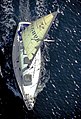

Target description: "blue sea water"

left=0, top=0, right=81, bottom=119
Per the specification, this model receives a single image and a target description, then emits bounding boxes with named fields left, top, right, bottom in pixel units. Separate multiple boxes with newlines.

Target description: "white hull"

left=12, top=22, right=41, bottom=110
left=12, top=12, right=58, bottom=110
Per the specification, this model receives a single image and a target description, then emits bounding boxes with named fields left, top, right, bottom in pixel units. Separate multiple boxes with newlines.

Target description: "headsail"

left=21, top=11, right=57, bottom=62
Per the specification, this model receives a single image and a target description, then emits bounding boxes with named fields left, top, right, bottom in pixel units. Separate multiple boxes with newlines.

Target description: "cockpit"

left=23, top=74, right=32, bottom=86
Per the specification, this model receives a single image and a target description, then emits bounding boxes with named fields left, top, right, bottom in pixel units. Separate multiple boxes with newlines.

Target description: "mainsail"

left=21, top=12, right=57, bottom=63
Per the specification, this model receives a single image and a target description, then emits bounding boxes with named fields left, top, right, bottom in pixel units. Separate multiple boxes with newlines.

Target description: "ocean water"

left=0, top=0, right=81, bottom=119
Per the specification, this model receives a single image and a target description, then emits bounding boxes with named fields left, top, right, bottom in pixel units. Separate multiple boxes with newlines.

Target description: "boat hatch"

left=23, top=74, right=32, bottom=86
left=23, top=57, right=29, bottom=64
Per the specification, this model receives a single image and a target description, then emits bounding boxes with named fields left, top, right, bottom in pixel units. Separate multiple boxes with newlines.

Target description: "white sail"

left=21, top=12, right=57, bottom=62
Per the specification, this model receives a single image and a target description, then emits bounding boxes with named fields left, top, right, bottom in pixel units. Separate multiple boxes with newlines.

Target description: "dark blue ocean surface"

left=0, top=0, right=81, bottom=119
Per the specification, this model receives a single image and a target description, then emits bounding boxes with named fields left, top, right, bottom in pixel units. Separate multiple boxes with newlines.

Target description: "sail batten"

left=21, top=11, right=57, bottom=62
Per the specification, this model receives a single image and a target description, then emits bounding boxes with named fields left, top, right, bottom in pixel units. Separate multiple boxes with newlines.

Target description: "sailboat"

left=12, top=11, right=58, bottom=110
